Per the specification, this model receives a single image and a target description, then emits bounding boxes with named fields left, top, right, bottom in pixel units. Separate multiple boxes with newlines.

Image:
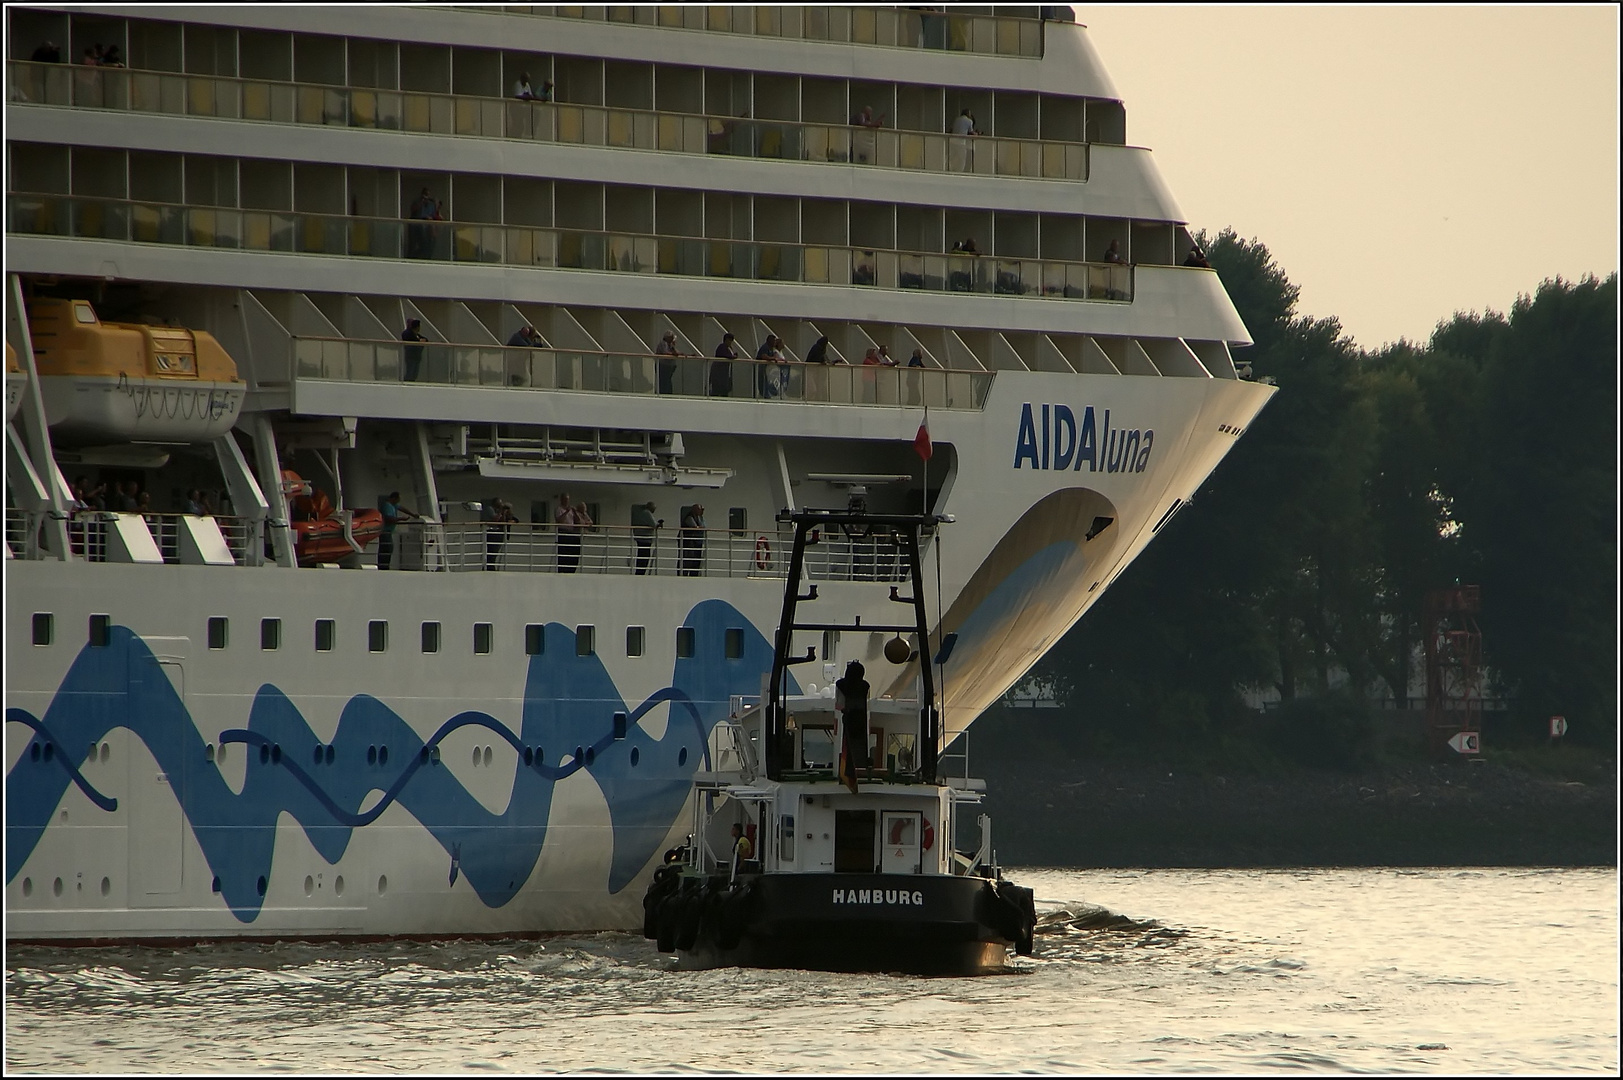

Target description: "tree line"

left=1034, top=230, right=1617, bottom=757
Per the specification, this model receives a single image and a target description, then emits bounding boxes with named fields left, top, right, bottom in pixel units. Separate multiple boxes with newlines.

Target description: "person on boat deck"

left=835, top=660, right=871, bottom=794
left=653, top=330, right=686, bottom=395
left=513, top=72, right=535, bottom=100
left=400, top=318, right=426, bottom=382
left=1182, top=245, right=1211, bottom=268
left=1102, top=238, right=1125, bottom=264
left=709, top=333, right=739, bottom=397
left=482, top=497, right=517, bottom=571
left=377, top=491, right=417, bottom=570
left=806, top=335, right=831, bottom=365
left=730, top=823, right=754, bottom=869
left=554, top=492, right=591, bottom=573
left=756, top=334, right=787, bottom=398
left=630, top=501, right=662, bottom=576
left=506, top=325, right=541, bottom=348
left=678, top=502, right=706, bottom=577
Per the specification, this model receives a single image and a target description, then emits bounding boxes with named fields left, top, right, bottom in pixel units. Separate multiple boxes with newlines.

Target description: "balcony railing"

left=404, top=521, right=913, bottom=582
left=486, top=5, right=1045, bottom=58
left=7, top=193, right=1135, bottom=303
left=292, top=337, right=994, bottom=409
left=6, top=61, right=1087, bottom=182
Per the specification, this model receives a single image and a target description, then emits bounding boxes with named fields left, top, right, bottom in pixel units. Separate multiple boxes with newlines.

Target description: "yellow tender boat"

left=25, top=298, right=245, bottom=444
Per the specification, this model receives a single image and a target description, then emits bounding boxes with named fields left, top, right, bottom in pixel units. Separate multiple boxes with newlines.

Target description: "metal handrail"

left=290, top=335, right=995, bottom=409
left=6, top=58, right=1092, bottom=181
left=7, top=191, right=1137, bottom=303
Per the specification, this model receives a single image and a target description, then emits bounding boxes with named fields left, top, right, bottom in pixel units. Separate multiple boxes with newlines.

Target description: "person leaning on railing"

left=631, top=501, right=663, bottom=575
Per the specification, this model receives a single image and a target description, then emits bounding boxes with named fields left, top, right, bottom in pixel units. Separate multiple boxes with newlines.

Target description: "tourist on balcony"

left=951, top=108, right=979, bottom=171
left=851, top=105, right=886, bottom=163
left=631, top=501, right=662, bottom=576
left=538, top=80, right=554, bottom=103
left=654, top=330, right=688, bottom=394
left=483, top=497, right=518, bottom=571
left=407, top=188, right=442, bottom=259
left=184, top=489, right=212, bottom=516
left=1182, top=245, right=1211, bottom=268
left=31, top=42, right=61, bottom=63
left=679, top=503, right=706, bottom=577
left=709, top=333, right=739, bottom=397
left=377, top=491, right=418, bottom=570
left=101, top=45, right=123, bottom=68
left=400, top=318, right=426, bottom=381
left=506, top=325, right=541, bottom=348
left=756, top=335, right=788, bottom=398
left=554, top=492, right=590, bottom=573
left=1102, top=238, right=1125, bottom=264
left=513, top=72, right=536, bottom=100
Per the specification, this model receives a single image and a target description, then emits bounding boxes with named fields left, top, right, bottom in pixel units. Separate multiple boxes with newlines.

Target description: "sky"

left=1076, top=5, right=1619, bottom=350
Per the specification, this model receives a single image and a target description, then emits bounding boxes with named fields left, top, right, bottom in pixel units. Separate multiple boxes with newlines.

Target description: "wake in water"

left=1035, top=901, right=1190, bottom=949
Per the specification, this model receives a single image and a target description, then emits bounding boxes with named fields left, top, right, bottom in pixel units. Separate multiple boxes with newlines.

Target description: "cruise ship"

left=4, top=4, right=1273, bottom=943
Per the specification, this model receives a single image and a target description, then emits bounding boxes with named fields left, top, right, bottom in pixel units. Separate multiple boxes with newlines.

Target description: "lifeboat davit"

left=5, top=340, right=23, bottom=423
left=25, top=298, right=245, bottom=444
left=282, top=470, right=384, bottom=566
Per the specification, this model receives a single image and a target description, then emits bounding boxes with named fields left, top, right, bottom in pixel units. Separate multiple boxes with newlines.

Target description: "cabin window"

left=676, top=626, right=695, bottom=658
left=421, top=621, right=441, bottom=653
left=728, top=507, right=747, bottom=535
left=207, top=617, right=228, bottom=650
left=261, top=618, right=281, bottom=650
left=73, top=302, right=96, bottom=324
left=626, top=625, right=645, bottom=657
left=88, top=614, right=111, bottom=647
left=724, top=627, right=745, bottom=659
left=612, top=711, right=627, bottom=740
left=32, top=613, right=52, bottom=646
left=315, top=619, right=335, bottom=652
left=368, top=620, right=388, bottom=652
left=473, top=622, right=493, bottom=654
left=575, top=624, right=595, bottom=656
left=525, top=623, right=545, bottom=655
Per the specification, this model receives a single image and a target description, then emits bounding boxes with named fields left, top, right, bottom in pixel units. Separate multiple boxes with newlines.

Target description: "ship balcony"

left=6, top=193, right=1137, bottom=304
left=480, top=4, right=1047, bottom=59
left=6, top=60, right=1092, bottom=183
left=289, top=338, right=994, bottom=410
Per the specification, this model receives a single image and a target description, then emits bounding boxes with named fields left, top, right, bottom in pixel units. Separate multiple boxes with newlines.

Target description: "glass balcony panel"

left=755, top=6, right=780, bottom=34
left=852, top=7, right=876, bottom=43
left=997, top=18, right=1021, bottom=56
left=375, top=90, right=402, bottom=131
left=633, top=236, right=659, bottom=273
left=632, top=112, right=657, bottom=149
left=429, top=95, right=454, bottom=134
left=1021, top=20, right=1042, bottom=57
left=454, top=96, right=480, bottom=135
left=294, top=338, right=323, bottom=379
left=1041, top=142, right=1065, bottom=179
left=657, top=113, right=683, bottom=150
left=974, top=16, right=998, bottom=54
left=403, top=93, right=432, bottom=132
left=804, top=246, right=827, bottom=283
left=658, top=6, right=685, bottom=28
left=994, top=259, right=1026, bottom=295
left=875, top=250, right=899, bottom=289
left=994, top=138, right=1019, bottom=176
left=898, top=132, right=925, bottom=170
left=477, top=347, right=504, bottom=386
left=606, top=109, right=633, bottom=147
left=351, top=89, right=378, bottom=128
left=296, top=85, right=325, bottom=125
left=706, top=6, right=731, bottom=32
left=556, top=105, right=584, bottom=142
left=947, top=14, right=971, bottom=51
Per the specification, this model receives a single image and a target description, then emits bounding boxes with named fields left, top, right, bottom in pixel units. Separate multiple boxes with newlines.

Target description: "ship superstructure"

left=4, top=4, right=1273, bottom=942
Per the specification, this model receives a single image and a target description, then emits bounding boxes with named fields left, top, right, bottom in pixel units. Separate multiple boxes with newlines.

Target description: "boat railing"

left=707, top=720, right=760, bottom=782
left=519, top=5, right=1047, bottom=59
left=290, top=336, right=994, bottom=409
left=6, top=505, right=33, bottom=555
left=6, top=59, right=1089, bottom=182
left=402, top=521, right=911, bottom=582
left=6, top=191, right=1138, bottom=305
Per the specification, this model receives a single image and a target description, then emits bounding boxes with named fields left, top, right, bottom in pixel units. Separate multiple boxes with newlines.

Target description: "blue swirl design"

left=5, top=599, right=791, bottom=921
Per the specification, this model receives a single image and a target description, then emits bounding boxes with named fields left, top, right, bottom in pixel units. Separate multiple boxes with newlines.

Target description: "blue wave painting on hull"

left=5, top=600, right=791, bottom=920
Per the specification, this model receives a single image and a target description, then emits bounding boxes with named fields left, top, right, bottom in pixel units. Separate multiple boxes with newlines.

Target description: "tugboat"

left=641, top=506, right=1036, bottom=975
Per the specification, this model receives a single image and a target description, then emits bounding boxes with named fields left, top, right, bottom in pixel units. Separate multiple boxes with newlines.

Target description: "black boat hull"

left=649, top=872, right=1035, bottom=976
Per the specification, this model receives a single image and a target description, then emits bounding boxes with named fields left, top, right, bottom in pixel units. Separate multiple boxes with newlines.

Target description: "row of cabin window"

left=30, top=613, right=746, bottom=660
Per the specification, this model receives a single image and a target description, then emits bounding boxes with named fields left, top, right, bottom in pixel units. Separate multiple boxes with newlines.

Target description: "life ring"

left=922, top=821, right=935, bottom=851
left=754, top=535, right=772, bottom=570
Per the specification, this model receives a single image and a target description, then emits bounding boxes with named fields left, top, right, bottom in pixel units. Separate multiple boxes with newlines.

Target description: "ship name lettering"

left=831, top=888, right=925, bottom=905
left=1014, top=403, right=1153, bottom=474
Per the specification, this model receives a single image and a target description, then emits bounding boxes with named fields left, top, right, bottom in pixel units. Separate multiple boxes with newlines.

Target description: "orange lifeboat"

left=282, top=469, right=384, bottom=566
left=25, top=298, right=245, bottom=444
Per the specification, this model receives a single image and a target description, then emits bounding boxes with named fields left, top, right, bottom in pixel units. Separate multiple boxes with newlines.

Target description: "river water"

left=6, top=867, right=1616, bottom=1074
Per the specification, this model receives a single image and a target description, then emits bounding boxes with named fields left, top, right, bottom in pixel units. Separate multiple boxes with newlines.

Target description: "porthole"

left=32, top=612, right=53, bottom=646
left=378, top=746, right=388, bottom=766
left=100, top=877, right=111, bottom=897
left=724, top=628, right=745, bottom=659
left=207, top=616, right=228, bottom=650
left=43, top=742, right=54, bottom=762
left=430, top=746, right=440, bottom=764
left=30, top=743, right=40, bottom=762
left=205, top=743, right=215, bottom=763
left=313, top=745, right=324, bottom=766
left=472, top=747, right=481, bottom=767
left=676, top=626, right=696, bottom=658
left=575, top=624, right=595, bottom=656
left=473, top=622, right=493, bottom=654
left=525, top=624, right=545, bottom=655
left=211, top=876, right=221, bottom=894
left=87, top=742, right=97, bottom=763
left=523, top=747, right=534, bottom=766
left=630, top=746, right=640, bottom=767
left=212, top=744, right=221, bottom=764
left=261, top=617, right=281, bottom=650
left=52, top=877, right=63, bottom=897
left=626, top=626, right=645, bottom=657
left=483, top=746, right=493, bottom=766
left=377, top=874, right=388, bottom=896
left=574, top=745, right=584, bottom=763
left=334, top=875, right=345, bottom=897
left=534, top=746, right=544, bottom=768
left=368, top=745, right=377, bottom=765
left=584, top=747, right=595, bottom=765
left=678, top=747, right=688, bottom=766
left=22, top=877, right=32, bottom=897
left=260, top=744, right=270, bottom=764
left=256, top=875, right=267, bottom=897
left=315, top=619, right=335, bottom=652
left=325, top=745, right=335, bottom=765
left=303, top=875, right=314, bottom=896
left=421, top=621, right=441, bottom=653
left=271, top=744, right=282, bottom=764
left=368, top=620, right=388, bottom=653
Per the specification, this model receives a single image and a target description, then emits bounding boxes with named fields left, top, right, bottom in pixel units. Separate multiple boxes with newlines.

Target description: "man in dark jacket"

left=709, top=334, right=738, bottom=397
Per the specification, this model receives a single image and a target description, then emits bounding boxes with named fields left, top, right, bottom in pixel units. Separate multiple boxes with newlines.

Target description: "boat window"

left=32, top=613, right=52, bottom=647
left=724, top=627, right=745, bottom=659
left=626, top=625, right=645, bottom=657
left=612, top=711, right=627, bottom=740
left=88, top=614, right=111, bottom=648
left=473, top=622, right=493, bottom=654
left=72, top=302, right=96, bottom=324
left=207, top=617, right=228, bottom=650
left=525, top=624, right=544, bottom=655
left=368, top=620, right=388, bottom=652
left=261, top=618, right=281, bottom=650
left=315, top=619, right=335, bottom=652
left=676, top=626, right=695, bottom=658
left=728, top=507, right=747, bottom=535
left=421, top=621, right=441, bottom=653
left=575, top=624, right=595, bottom=656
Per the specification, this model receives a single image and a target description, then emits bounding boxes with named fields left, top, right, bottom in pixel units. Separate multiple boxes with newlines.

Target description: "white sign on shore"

left=1448, top=731, right=1481, bottom=754
left=1550, top=716, right=1568, bottom=738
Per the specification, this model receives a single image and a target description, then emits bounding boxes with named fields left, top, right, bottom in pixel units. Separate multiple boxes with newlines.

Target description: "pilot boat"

left=642, top=506, right=1035, bottom=974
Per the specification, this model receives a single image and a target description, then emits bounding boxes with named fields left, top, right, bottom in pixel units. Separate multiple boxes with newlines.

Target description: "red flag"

left=913, top=422, right=932, bottom=461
